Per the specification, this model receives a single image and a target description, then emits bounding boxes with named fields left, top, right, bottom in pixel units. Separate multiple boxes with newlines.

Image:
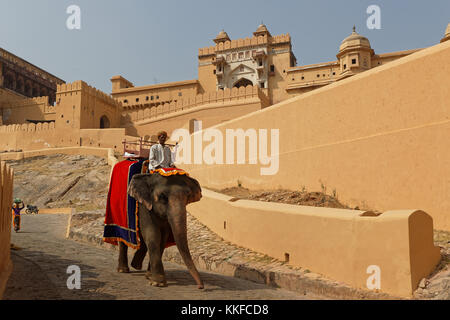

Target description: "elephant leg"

left=143, top=222, right=167, bottom=286
left=147, top=225, right=170, bottom=282
left=131, top=233, right=148, bottom=271
left=117, top=242, right=130, bottom=273
left=159, top=225, right=170, bottom=260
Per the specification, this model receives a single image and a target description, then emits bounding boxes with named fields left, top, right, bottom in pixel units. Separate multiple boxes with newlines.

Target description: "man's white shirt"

left=149, top=143, right=176, bottom=170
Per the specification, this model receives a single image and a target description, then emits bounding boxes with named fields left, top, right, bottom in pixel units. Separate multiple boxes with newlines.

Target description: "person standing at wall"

left=12, top=199, right=25, bottom=232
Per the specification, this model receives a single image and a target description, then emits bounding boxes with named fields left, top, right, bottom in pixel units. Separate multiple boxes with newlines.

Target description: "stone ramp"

left=5, top=214, right=318, bottom=300
left=69, top=212, right=398, bottom=300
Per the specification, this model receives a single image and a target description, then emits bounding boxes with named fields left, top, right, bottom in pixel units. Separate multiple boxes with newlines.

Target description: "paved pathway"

left=4, top=214, right=323, bottom=300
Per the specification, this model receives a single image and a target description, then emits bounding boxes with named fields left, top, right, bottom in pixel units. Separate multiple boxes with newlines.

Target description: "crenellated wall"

left=0, top=161, right=13, bottom=299
left=57, top=81, right=122, bottom=110
left=55, top=80, right=122, bottom=131
left=198, top=33, right=291, bottom=56
left=0, top=121, right=59, bottom=151
left=0, top=94, right=56, bottom=125
left=123, top=85, right=268, bottom=120
left=121, top=85, right=270, bottom=137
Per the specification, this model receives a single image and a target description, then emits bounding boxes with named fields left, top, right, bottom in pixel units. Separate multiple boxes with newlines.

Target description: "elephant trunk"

left=167, top=199, right=204, bottom=289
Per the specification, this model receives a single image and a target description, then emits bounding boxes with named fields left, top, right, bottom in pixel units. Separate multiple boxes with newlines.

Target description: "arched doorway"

left=3, top=72, right=15, bottom=90
left=233, top=78, right=253, bottom=88
left=16, top=77, right=24, bottom=94
left=100, top=115, right=110, bottom=128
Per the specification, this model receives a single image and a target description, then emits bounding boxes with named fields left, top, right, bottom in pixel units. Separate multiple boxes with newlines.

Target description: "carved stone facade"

left=0, top=48, right=65, bottom=105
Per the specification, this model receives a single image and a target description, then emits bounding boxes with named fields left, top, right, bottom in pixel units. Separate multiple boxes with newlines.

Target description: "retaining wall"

left=0, top=147, right=116, bottom=166
left=187, top=188, right=441, bottom=297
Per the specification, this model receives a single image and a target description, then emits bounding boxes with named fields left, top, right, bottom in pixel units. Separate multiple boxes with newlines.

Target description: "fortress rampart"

left=0, top=121, right=59, bottom=151
left=57, top=80, right=122, bottom=110
left=123, top=85, right=269, bottom=120
left=0, top=92, right=56, bottom=125
left=121, top=85, right=270, bottom=137
left=182, top=40, right=450, bottom=231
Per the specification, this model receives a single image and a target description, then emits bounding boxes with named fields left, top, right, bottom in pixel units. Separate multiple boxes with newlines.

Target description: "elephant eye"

left=158, top=193, right=168, bottom=203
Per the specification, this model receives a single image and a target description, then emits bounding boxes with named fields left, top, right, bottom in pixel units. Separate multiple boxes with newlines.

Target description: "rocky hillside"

left=6, top=154, right=110, bottom=212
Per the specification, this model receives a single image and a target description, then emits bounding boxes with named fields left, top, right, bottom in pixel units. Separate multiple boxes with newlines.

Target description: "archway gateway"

left=233, top=78, right=253, bottom=88
left=100, top=115, right=110, bottom=128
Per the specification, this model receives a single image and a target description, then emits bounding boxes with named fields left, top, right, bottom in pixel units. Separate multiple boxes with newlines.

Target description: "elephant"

left=117, top=172, right=204, bottom=289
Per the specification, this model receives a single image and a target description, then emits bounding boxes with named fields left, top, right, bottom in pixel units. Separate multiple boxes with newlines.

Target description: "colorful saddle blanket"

left=150, top=167, right=189, bottom=176
left=103, top=159, right=147, bottom=249
left=103, top=161, right=186, bottom=249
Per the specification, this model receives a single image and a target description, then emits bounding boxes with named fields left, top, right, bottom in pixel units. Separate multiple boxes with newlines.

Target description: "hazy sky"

left=0, top=0, right=448, bottom=93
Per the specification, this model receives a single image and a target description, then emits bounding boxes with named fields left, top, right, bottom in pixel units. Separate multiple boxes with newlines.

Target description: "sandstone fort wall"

left=122, top=85, right=269, bottom=137
left=182, top=40, right=450, bottom=231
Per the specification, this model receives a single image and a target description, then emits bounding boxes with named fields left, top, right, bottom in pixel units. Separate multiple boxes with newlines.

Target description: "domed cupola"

left=338, top=26, right=372, bottom=53
left=214, top=30, right=231, bottom=44
left=336, top=26, right=375, bottom=78
left=253, top=23, right=271, bottom=37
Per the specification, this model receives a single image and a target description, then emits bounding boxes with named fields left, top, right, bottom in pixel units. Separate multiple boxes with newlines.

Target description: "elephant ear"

left=128, top=174, right=154, bottom=211
left=186, top=176, right=202, bottom=204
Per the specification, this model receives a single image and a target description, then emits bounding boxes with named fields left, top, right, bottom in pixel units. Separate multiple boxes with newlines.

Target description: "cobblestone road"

left=4, top=214, right=323, bottom=300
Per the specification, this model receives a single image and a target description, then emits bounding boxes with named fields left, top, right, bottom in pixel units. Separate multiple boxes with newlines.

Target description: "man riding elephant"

left=149, top=131, right=176, bottom=171
left=104, top=131, right=203, bottom=288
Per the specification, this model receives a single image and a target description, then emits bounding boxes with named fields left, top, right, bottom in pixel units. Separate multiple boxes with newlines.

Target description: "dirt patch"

left=213, top=186, right=352, bottom=209
left=6, top=154, right=110, bottom=211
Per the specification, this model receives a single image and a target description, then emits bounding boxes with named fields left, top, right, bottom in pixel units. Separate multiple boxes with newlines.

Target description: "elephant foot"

left=147, top=273, right=167, bottom=287
left=117, top=267, right=130, bottom=273
left=130, top=259, right=143, bottom=271
left=149, top=280, right=167, bottom=287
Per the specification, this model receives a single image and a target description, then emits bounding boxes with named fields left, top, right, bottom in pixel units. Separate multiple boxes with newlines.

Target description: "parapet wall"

left=188, top=189, right=441, bottom=297
left=0, top=121, right=55, bottom=133
left=0, top=91, right=56, bottom=125
left=124, top=85, right=269, bottom=124
left=0, top=122, right=57, bottom=151
left=183, top=40, right=450, bottom=231
left=0, top=162, right=13, bottom=299
left=122, top=85, right=269, bottom=138
left=0, top=147, right=116, bottom=165
left=199, top=33, right=291, bottom=56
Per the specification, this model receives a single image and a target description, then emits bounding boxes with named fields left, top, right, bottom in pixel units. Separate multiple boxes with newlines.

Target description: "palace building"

left=110, top=23, right=445, bottom=110
left=0, top=23, right=449, bottom=147
left=0, top=47, right=65, bottom=105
